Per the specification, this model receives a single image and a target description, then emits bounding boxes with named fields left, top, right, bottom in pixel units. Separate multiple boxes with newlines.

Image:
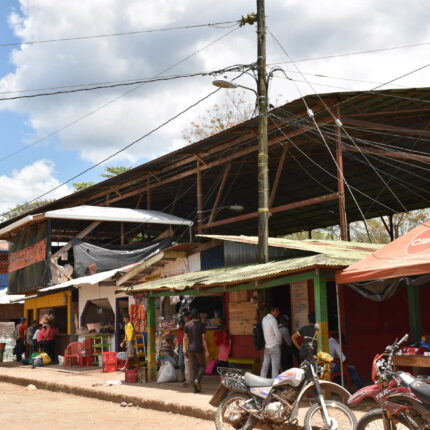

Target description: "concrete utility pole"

left=256, top=0, right=269, bottom=264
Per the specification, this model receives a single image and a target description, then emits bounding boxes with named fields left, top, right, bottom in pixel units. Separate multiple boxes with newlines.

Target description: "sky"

left=0, top=0, right=430, bottom=215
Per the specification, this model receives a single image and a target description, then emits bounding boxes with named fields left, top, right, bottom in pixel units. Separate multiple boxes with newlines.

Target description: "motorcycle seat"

left=410, top=381, right=430, bottom=405
left=244, top=372, right=274, bottom=387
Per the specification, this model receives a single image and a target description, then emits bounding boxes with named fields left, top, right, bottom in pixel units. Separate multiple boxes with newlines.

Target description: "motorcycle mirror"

left=314, top=323, right=320, bottom=332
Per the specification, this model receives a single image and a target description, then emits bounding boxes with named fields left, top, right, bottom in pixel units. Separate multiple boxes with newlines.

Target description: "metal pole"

left=336, top=107, right=348, bottom=241
left=257, top=0, right=269, bottom=264
left=335, top=283, right=345, bottom=387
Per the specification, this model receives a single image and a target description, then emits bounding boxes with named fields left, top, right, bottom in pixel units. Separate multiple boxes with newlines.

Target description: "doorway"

left=115, top=297, right=129, bottom=352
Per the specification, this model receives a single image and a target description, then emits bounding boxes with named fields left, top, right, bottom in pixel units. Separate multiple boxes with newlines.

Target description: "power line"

left=269, top=40, right=430, bottom=65
left=0, top=20, right=239, bottom=48
left=0, top=65, right=248, bottom=101
left=1, top=88, right=221, bottom=219
left=0, top=26, right=240, bottom=164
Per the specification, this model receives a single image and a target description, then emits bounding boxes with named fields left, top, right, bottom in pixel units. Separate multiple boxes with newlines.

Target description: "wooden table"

left=393, top=355, right=430, bottom=375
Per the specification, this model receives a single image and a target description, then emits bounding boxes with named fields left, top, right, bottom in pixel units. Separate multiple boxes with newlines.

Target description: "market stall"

left=336, top=220, right=430, bottom=377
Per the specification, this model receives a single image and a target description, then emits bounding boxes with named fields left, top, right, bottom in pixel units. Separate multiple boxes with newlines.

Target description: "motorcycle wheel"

left=304, top=400, right=357, bottom=430
left=215, top=393, right=256, bottom=430
left=357, top=409, right=414, bottom=430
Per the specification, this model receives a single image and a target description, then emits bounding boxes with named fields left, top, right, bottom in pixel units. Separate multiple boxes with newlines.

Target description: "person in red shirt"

left=44, top=321, right=56, bottom=362
left=15, top=318, right=27, bottom=361
left=37, top=325, right=48, bottom=354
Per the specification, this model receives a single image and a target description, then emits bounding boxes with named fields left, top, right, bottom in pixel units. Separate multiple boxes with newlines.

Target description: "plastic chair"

left=64, top=342, right=84, bottom=367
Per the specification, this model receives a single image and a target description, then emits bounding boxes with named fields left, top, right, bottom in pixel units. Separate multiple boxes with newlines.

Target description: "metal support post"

left=313, top=275, right=329, bottom=353
left=407, top=285, right=422, bottom=344
left=146, top=297, right=157, bottom=380
left=336, top=107, right=348, bottom=241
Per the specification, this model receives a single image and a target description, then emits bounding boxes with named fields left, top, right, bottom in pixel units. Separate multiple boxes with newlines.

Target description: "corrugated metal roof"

left=119, top=253, right=365, bottom=294
left=198, top=234, right=382, bottom=259
left=0, top=205, right=193, bottom=238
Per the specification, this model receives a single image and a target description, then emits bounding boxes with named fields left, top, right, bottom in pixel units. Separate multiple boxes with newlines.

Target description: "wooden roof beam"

left=342, top=117, right=430, bottom=138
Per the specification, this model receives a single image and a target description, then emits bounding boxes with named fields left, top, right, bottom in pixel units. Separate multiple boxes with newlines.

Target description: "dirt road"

left=0, top=382, right=215, bottom=430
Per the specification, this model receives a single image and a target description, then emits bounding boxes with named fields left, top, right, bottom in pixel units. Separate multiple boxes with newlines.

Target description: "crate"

left=125, top=369, right=138, bottom=383
left=102, top=352, right=117, bottom=364
left=103, top=362, right=118, bottom=373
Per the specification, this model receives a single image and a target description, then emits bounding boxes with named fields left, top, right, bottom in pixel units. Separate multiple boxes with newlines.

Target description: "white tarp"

left=0, top=205, right=193, bottom=237
left=0, top=288, right=24, bottom=304
left=45, top=206, right=193, bottom=226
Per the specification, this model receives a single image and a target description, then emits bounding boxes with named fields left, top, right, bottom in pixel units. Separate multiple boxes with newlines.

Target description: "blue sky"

left=0, top=0, right=429, bottom=214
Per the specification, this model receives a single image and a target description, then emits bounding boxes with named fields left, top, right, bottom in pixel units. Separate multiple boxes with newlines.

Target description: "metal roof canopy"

left=119, top=236, right=379, bottom=295
left=2, top=88, right=430, bottom=237
left=0, top=205, right=193, bottom=239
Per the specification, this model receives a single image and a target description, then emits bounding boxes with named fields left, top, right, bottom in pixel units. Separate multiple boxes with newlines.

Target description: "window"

left=38, top=306, right=68, bottom=334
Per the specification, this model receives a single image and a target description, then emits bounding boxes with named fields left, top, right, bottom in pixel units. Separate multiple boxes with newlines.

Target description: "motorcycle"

left=348, top=334, right=430, bottom=430
left=210, top=325, right=357, bottom=430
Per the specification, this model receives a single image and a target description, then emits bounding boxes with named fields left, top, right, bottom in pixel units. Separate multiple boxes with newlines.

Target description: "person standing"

left=26, top=320, right=38, bottom=357
left=260, top=306, right=282, bottom=378
left=15, top=318, right=27, bottom=362
left=184, top=308, right=209, bottom=393
left=291, top=312, right=317, bottom=362
left=181, top=311, right=192, bottom=387
left=279, top=315, right=293, bottom=371
left=119, top=314, right=135, bottom=371
left=37, top=324, right=47, bottom=353
left=44, top=321, right=57, bottom=362
left=176, top=318, right=186, bottom=383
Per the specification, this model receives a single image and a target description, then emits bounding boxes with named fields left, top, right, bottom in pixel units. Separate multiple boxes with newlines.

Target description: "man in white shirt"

left=260, top=306, right=282, bottom=378
left=329, top=333, right=363, bottom=389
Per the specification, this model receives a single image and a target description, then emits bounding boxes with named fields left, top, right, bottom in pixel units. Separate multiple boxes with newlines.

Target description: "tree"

left=182, top=91, right=255, bottom=143
left=101, top=166, right=130, bottom=178
left=72, top=181, right=95, bottom=192
left=72, top=166, right=131, bottom=192
left=1, top=199, right=54, bottom=221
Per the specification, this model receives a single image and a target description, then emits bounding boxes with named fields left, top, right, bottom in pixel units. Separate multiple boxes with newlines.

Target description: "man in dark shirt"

left=184, top=308, right=209, bottom=393
left=291, top=312, right=317, bottom=361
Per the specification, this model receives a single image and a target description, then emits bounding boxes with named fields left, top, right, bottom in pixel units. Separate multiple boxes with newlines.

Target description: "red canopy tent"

left=336, top=220, right=430, bottom=284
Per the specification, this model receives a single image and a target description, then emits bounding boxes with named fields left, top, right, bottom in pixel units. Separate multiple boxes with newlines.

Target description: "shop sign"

left=9, top=239, right=47, bottom=272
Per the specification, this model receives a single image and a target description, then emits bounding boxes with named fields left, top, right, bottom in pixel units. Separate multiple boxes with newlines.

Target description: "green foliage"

left=101, top=166, right=130, bottom=178
left=1, top=199, right=54, bottom=221
left=73, top=181, right=95, bottom=192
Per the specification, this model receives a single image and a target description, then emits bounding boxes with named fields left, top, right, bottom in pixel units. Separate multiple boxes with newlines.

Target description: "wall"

left=78, top=284, right=128, bottom=323
left=342, top=285, right=410, bottom=379
left=0, top=303, right=23, bottom=321
left=24, top=291, right=72, bottom=334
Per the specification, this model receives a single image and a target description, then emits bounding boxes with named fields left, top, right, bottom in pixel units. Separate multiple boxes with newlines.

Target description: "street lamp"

left=212, top=79, right=258, bottom=96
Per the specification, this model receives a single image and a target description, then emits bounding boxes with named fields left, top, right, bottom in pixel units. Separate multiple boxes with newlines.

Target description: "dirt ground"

left=0, top=382, right=215, bottom=430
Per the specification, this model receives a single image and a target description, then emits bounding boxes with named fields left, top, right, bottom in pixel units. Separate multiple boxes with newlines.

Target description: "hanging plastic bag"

left=58, top=355, right=64, bottom=366
left=157, top=361, right=177, bottom=383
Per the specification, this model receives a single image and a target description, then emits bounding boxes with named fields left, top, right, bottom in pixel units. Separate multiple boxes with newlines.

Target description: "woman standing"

left=44, top=322, right=56, bottom=362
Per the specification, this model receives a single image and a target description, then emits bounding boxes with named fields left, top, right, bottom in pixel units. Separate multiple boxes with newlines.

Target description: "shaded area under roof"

left=2, top=87, right=430, bottom=238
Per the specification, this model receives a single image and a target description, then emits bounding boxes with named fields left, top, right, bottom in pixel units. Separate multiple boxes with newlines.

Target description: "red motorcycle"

left=348, top=334, right=430, bottom=429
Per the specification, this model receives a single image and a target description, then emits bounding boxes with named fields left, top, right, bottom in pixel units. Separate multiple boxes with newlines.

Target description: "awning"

left=336, top=220, right=430, bottom=284
left=0, top=205, right=193, bottom=238
left=118, top=252, right=368, bottom=295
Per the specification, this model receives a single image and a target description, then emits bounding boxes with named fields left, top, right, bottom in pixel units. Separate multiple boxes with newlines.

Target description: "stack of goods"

left=130, top=304, right=146, bottom=333
left=0, top=322, right=16, bottom=362
left=102, top=352, right=117, bottom=373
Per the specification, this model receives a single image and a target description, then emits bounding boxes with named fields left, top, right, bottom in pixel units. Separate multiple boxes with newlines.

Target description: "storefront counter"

left=393, top=355, right=430, bottom=375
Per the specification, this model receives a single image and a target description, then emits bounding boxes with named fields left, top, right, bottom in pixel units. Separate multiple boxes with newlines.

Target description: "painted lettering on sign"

left=407, top=229, right=430, bottom=255
left=9, top=239, right=47, bottom=272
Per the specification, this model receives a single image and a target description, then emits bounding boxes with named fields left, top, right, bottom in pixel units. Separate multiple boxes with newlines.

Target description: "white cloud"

left=1, top=0, right=430, bottom=167
left=0, top=160, right=72, bottom=214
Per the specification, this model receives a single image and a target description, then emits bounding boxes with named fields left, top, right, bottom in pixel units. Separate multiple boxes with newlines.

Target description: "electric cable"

left=0, top=26, right=240, bottom=164
left=0, top=20, right=239, bottom=47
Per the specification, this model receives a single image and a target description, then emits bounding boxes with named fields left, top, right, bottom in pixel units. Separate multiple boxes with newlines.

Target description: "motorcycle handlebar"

left=397, top=333, right=409, bottom=346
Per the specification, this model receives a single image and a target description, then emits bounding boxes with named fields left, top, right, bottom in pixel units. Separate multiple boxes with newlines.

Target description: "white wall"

left=78, top=284, right=129, bottom=323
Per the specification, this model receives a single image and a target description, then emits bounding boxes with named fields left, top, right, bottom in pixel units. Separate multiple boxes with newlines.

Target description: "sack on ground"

left=38, top=352, right=51, bottom=365
left=58, top=355, right=64, bottom=366
left=252, top=322, right=265, bottom=350
left=157, top=361, right=177, bottom=383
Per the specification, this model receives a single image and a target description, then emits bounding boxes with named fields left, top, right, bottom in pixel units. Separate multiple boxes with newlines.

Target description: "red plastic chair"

left=64, top=342, right=84, bottom=367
